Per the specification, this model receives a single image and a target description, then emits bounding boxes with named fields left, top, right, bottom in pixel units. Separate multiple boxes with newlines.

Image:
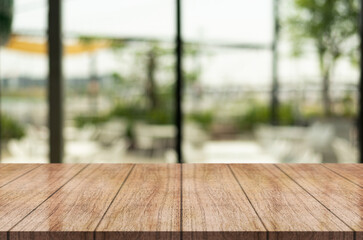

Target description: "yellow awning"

left=4, top=36, right=111, bottom=55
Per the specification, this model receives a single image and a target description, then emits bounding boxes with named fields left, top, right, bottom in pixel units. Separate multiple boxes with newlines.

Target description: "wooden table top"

left=0, top=163, right=361, bottom=240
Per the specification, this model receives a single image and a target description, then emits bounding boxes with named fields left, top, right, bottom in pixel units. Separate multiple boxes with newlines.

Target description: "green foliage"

left=78, top=36, right=107, bottom=45
left=1, top=114, right=25, bottom=140
left=341, top=91, right=354, bottom=117
left=287, top=0, right=359, bottom=60
left=235, top=103, right=297, bottom=132
left=279, top=104, right=296, bottom=125
left=146, top=109, right=173, bottom=125
left=184, top=44, right=203, bottom=85
left=74, top=115, right=110, bottom=128
left=79, top=36, right=97, bottom=45
left=74, top=42, right=203, bottom=129
left=110, top=102, right=173, bottom=125
left=112, top=72, right=126, bottom=85
left=301, top=109, right=324, bottom=119
left=73, top=105, right=137, bottom=129
left=286, top=0, right=359, bottom=116
left=188, top=111, right=214, bottom=131
left=110, top=39, right=126, bottom=50
left=235, top=104, right=270, bottom=132
left=110, top=104, right=145, bottom=121
left=75, top=100, right=174, bottom=129
left=184, top=69, right=201, bottom=85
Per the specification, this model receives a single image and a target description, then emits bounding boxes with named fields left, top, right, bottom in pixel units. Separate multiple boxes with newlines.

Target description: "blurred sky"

left=0, top=0, right=359, bottom=86
left=11, top=0, right=272, bottom=42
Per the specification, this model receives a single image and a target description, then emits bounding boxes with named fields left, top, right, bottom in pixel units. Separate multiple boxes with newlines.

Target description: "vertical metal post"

left=175, top=0, right=183, bottom=163
left=48, top=0, right=63, bottom=163
left=271, top=0, right=280, bottom=125
left=359, top=0, right=363, bottom=163
left=0, top=51, right=2, bottom=162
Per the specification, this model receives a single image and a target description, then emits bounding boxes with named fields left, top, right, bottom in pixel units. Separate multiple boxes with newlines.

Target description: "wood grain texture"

left=323, top=164, right=363, bottom=187
left=0, top=164, right=40, bottom=188
left=95, top=164, right=181, bottom=240
left=0, top=163, right=360, bottom=240
left=229, top=164, right=354, bottom=240
left=0, top=164, right=86, bottom=239
left=0, top=165, right=39, bottom=240
left=10, top=164, right=134, bottom=240
left=277, top=164, right=363, bottom=234
left=182, top=164, right=267, bottom=240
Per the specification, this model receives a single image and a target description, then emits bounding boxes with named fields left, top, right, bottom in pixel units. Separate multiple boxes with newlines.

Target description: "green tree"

left=287, top=0, right=359, bottom=116
left=145, top=43, right=161, bottom=110
left=1, top=115, right=25, bottom=140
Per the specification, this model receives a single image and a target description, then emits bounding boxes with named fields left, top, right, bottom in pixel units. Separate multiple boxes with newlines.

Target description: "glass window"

left=62, top=0, right=177, bottom=163
left=0, top=0, right=360, bottom=164
left=182, top=0, right=360, bottom=163
left=1, top=0, right=48, bottom=163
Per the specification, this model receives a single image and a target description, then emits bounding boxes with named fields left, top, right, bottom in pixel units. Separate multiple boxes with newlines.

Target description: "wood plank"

left=182, top=164, right=266, bottom=240
left=10, top=164, right=134, bottom=240
left=277, top=164, right=362, bottom=235
left=323, top=164, right=363, bottom=187
left=230, top=164, right=354, bottom=240
left=95, top=164, right=180, bottom=240
left=0, top=164, right=40, bottom=188
left=0, top=164, right=86, bottom=240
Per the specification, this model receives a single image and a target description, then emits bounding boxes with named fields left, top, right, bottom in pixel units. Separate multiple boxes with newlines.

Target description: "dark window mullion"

left=360, top=0, right=363, bottom=163
left=48, top=0, right=63, bottom=163
left=175, top=0, right=183, bottom=163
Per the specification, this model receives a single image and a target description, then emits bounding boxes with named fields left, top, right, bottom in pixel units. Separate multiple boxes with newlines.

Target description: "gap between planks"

left=227, top=164, right=269, bottom=236
left=2, top=164, right=361, bottom=240
left=8, top=164, right=90, bottom=232
left=93, top=164, right=136, bottom=233
left=274, top=164, right=355, bottom=232
left=0, top=164, right=41, bottom=189
left=321, top=164, right=363, bottom=188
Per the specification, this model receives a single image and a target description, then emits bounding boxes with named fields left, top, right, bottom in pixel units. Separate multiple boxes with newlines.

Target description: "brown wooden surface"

left=277, top=164, right=363, bottom=234
left=10, top=164, right=133, bottom=240
left=230, top=164, right=355, bottom=240
left=0, top=164, right=40, bottom=188
left=95, top=164, right=181, bottom=240
left=323, top=164, right=363, bottom=187
left=0, top=164, right=86, bottom=240
left=0, top=163, right=361, bottom=240
left=182, top=164, right=266, bottom=240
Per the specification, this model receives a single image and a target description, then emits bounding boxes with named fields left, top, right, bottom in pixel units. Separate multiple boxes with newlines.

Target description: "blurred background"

left=0, top=0, right=360, bottom=164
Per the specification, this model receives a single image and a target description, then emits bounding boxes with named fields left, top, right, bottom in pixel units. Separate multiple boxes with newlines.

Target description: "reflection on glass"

left=182, top=0, right=359, bottom=163
left=0, top=0, right=359, bottom=164
left=1, top=0, right=48, bottom=163
left=63, top=0, right=176, bottom=163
